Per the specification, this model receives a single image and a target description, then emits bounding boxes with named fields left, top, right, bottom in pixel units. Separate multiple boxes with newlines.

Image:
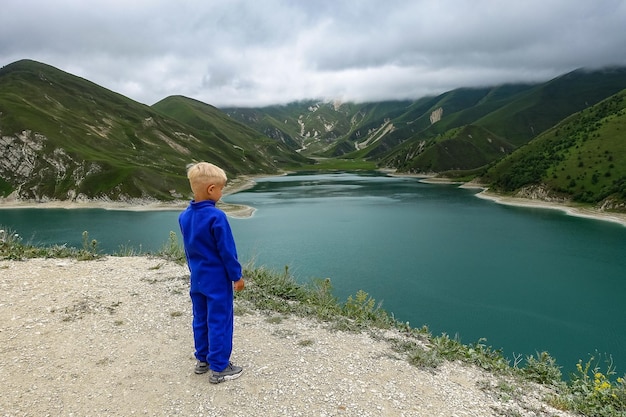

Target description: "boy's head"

left=186, top=162, right=227, bottom=202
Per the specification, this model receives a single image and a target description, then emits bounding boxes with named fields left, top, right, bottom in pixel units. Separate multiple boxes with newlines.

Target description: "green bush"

left=567, top=353, right=626, bottom=417
left=523, top=351, right=563, bottom=386
left=0, top=227, right=25, bottom=260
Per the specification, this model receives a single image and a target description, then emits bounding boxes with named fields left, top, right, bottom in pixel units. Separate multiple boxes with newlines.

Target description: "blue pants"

left=190, top=290, right=234, bottom=372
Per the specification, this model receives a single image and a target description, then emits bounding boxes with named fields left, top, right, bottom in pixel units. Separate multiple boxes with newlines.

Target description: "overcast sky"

left=2, top=0, right=626, bottom=108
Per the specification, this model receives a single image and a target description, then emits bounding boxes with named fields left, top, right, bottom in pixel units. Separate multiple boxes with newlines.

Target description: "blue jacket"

left=178, top=200, right=242, bottom=295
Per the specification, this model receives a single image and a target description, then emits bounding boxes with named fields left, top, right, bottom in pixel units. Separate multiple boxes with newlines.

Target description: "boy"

left=178, top=162, right=245, bottom=384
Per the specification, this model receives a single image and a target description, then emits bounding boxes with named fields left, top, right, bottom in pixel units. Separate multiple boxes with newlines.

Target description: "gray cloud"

left=2, top=0, right=625, bottom=107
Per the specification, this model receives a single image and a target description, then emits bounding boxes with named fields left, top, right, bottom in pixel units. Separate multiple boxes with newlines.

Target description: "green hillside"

left=475, top=67, right=626, bottom=147
left=223, top=100, right=398, bottom=155
left=325, top=99, right=432, bottom=158
left=0, top=60, right=302, bottom=201
left=481, top=89, right=626, bottom=209
left=225, top=68, right=626, bottom=175
left=223, top=85, right=535, bottom=166
left=152, top=95, right=311, bottom=166
left=383, top=125, right=516, bottom=173
left=2, top=59, right=626, bottom=208
left=341, top=86, right=530, bottom=162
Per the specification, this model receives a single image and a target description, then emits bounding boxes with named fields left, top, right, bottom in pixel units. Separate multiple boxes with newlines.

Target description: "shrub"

left=0, top=228, right=25, bottom=260
left=567, top=353, right=626, bottom=417
left=343, top=289, right=394, bottom=329
left=523, top=351, right=563, bottom=386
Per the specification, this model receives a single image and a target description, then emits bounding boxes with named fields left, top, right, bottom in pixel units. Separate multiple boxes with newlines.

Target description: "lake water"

left=2, top=171, right=625, bottom=375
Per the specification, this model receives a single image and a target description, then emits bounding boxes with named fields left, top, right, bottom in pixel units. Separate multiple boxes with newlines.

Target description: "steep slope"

left=225, top=68, right=626, bottom=174
left=342, top=86, right=531, bottom=162
left=480, top=89, right=626, bottom=209
left=223, top=100, right=417, bottom=156
left=4, top=59, right=626, bottom=203
left=475, top=67, right=626, bottom=147
left=383, top=125, right=515, bottom=173
left=222, top=85, right=534, bottom=164
left=152, top=95, right=311, bottom=166
left=0, top=60, right=296, bottom=201
left=376, top=69, right=626, bottom=173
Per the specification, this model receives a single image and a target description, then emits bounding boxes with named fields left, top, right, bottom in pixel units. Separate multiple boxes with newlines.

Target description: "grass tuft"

left=157, top=231, right=186, bottom=264
left=0, top=226, right=102, bottom=260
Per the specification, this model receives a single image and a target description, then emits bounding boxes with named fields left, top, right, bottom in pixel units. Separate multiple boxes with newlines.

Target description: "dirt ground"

left=0, top=257, right=575, bottom=417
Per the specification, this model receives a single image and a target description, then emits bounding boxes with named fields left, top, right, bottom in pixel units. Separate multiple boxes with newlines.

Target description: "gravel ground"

left=1, top=257, right=576, bottom=417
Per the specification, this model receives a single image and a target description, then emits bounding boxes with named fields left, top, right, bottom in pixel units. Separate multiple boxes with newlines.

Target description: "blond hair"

left=186, top=162, right=227, bottom=190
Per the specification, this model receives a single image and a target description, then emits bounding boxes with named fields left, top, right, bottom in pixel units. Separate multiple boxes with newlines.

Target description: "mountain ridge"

left=0, top=60, right=305, bottom=201
left=1, top=59, right=626, bottom=210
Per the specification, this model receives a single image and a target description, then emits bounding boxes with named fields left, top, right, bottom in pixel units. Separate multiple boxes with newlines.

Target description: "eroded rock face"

left=514, top=184, right=569, bottom=203
left=599, top=197, right=626, bottom=211
left=430, top=107, right=443, bottom=124
left=511, top=184, right=626, bottom=213
left=0, top=129, right=101, bottom=201
left=0, top=130, right=45, bottom=180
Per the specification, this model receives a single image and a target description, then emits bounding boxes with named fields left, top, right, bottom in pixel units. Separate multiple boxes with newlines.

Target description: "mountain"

left=224, top=68, right=626, bottom=176
left=480, top=89, right=626, bottom=210
left=225, top=88, right=531, bottom=164
left=152, top=95, right=311, bottom=167
left=0, top=60, right=305, bottom=201
left=223, top=99, right=448, bottom=157
left=221, top=67, right=626, bottom=209
left=2, top=59, right=626, bottom=208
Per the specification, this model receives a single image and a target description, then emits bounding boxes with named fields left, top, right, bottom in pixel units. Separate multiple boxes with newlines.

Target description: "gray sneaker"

left=194, top=361, right=209, bottom=374
left=209, top=362, right=243, bottom=384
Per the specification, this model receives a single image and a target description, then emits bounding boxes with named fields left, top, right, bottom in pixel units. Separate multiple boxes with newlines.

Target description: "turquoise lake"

left=2, top=171, right=625, bottom=375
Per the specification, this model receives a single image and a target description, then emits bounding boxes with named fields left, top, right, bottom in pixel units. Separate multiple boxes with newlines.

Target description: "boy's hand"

left=234, top=278, right=245, bottom=292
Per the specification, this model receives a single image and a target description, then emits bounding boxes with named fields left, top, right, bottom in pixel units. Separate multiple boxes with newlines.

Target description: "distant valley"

left=1, top=59, right=625, bottom=211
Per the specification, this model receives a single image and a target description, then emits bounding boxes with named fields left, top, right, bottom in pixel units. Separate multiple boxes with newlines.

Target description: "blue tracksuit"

left=178, top=199, right=242, bottom=372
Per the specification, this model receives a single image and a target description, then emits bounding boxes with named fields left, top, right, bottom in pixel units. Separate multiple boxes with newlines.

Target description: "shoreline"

left=2, top=172, right=625, bottom=226
left=389, top=171, right=626, bottom=227
left=473, top=187, right=626, bottom=227
left=390, top=169, right=626, bottom=227
left=0, top=175, right=260, bottom=218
